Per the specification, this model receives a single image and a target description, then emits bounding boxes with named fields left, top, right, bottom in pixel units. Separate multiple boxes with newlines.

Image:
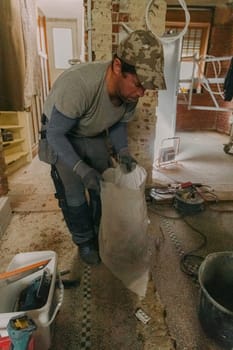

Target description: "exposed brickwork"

left=112, top=3, right=119, bottom=12
left=120, top=0, right=166, bottom=182
left=127, top=1, right=147, bottom=30
left=118, top=13, right=129, bottom=22
left=202, top=6, right=233, bottom=135
left=84, top=0, right=166, bottom=183
left=112, top=0, right=121, bottom=55
left=128, top=90, right=158, bottom=183
left=92, top=5, right=112, bottom=61
left=176, top=6, right=233, bottom=135
left=177, top=92, right=232, bottom=133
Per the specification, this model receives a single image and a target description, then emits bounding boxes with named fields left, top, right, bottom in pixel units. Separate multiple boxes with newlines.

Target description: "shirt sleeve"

left=108, top=122, right=128, bottom=154
left=46, top=106, right=81, bottom=169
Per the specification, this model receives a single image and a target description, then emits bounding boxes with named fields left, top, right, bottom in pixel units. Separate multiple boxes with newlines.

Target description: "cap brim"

left=136, top=70, right=167, bottom=91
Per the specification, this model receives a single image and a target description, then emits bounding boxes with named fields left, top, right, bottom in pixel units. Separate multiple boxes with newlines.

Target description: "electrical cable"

left=148, top=192, right=207, bottom=280
left=180, top=216, right=207, bottom=279
left=147, top=181, right=231, bottom=280
left=195, top=186, right=219, bottom=202
left=145, top=0, right=190, bottom=43
left=148, top=204, right=183, bottom=220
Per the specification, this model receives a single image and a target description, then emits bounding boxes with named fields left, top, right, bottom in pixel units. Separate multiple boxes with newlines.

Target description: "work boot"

left=78, top=240, right=101, bottom=266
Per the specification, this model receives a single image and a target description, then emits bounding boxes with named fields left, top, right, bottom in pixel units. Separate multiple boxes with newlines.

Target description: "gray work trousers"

left=55, top=134, right=110, bottom=206
left=53, top=134, right=110, bottom=244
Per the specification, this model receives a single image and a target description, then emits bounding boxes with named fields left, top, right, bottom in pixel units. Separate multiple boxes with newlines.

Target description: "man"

left=39, top=29, right=166, bottom=266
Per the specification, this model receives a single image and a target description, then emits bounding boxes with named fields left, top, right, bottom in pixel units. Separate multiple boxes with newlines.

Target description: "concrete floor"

left=152, top=131, right=233, bottom=350
left=1, top=130, right=233, bottom=349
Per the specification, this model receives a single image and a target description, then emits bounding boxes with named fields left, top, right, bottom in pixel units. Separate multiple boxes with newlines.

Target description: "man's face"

left=117, top=72, right=146, bottom=103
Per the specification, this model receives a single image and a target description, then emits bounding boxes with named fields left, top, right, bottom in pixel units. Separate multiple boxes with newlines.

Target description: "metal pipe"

left=201, top=77, right=219, bottom=108
left=189, top=106, right=233, bottom=112
left=187, top=53, right=197, bottom=110
left=200, top=56, right=232, bottom=63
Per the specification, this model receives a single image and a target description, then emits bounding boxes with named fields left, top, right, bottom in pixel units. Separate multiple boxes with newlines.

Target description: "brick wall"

left=92, top=1, right=113, bottom=61
left=0, top=0, right=166, bottom=194
left=124, top=1, right=166, bottom=183
left=176, top=6, right=233, bottom=134
left=177, top=92, right=232, bottom=133
left=84, top=0, right=166, bottom=183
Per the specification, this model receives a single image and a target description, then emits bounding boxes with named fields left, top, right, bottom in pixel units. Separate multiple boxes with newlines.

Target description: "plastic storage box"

left=0, top=336, right=35, bottom=350
left=0, top=251, right=64, bottom=350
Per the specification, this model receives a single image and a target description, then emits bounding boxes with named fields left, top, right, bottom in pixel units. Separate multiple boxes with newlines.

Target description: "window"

left=166, top=22, right=210, bottom=93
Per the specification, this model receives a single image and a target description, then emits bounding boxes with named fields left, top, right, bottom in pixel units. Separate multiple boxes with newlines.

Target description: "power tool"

left=7, top=315, right=37, bottom=350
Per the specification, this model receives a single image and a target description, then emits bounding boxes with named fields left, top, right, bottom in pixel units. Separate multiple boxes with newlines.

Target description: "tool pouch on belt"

left=38, top=115, right=57, bottom=164
left=38, top=137, right=57, bottom=164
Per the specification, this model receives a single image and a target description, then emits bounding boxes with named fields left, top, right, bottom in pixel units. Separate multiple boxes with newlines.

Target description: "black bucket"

left=198, top=251, right=233, bottom=349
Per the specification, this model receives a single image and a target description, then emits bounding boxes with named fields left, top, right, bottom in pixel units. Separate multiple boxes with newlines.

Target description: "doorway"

left=46, top=18, right=80, bottom=84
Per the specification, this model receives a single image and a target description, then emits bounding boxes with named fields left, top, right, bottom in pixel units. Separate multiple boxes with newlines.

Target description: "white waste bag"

left=99, top=165, right=150, bottom=298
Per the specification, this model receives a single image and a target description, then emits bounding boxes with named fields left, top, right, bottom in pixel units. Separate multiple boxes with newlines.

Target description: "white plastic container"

left=0, top=251, right=64, bottom=350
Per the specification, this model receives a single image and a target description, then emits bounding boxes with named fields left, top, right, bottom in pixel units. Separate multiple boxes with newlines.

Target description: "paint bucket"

left=198, top=251, right=233, bottom=349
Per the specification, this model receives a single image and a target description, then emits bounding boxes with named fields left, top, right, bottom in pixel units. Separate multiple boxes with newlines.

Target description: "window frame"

left=166, top=21, right=210, bottom=93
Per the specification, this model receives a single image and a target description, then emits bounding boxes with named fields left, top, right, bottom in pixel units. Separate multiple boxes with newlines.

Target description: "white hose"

left=145, top=0, right=190, bottom=43
left=120, top=22, right=133, bottom=34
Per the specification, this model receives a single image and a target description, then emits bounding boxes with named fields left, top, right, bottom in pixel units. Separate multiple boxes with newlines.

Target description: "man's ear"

left=112, top=57, right=122, bottom=76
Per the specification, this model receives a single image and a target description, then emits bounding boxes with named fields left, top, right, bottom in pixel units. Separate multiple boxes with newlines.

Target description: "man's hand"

left=73, top=161, right=102, bottom=193
left=118, top=148, right=137, bottom=173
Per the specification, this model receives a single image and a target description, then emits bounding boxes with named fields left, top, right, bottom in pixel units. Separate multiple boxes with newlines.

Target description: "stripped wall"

left=0, top=0, right=166, bottom=195
left=176, top=6, right=233, bottom=134
left=84, top=0, right=167, bottom=183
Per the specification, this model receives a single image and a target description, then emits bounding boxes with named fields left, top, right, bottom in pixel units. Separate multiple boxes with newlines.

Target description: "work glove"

left=118, top=148, right=137, bottom=173
left=73, top=160, right=102, bottom=193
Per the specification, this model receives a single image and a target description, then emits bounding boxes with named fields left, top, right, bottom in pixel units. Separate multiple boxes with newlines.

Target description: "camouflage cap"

left=116, top=30, right=166, bottom=90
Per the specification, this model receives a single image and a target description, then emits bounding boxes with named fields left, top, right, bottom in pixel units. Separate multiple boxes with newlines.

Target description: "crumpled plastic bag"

left=99, top=165, right=150, bottom=298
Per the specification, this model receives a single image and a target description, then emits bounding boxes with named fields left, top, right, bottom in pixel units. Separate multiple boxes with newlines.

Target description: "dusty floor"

left=1, top=130, right=233, bottom=349
left=152, top=131, right=233, bottom=350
